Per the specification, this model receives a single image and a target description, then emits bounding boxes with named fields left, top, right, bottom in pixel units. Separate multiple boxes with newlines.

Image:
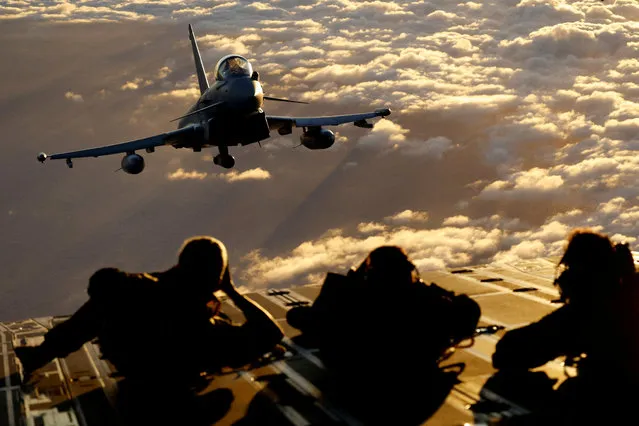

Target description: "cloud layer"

left=1, top=0, right=638, bottom=317
left=240, top=201, right=638, bottom=289
left=167, top=167, right=272, bottom=182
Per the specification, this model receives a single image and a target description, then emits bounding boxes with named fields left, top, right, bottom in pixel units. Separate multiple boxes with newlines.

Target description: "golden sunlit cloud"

left=218, top=168, right=272, bottom=182
left=385, top=210, right=429, bottom=224
left=5, top=0, right=639, bottom=305
left=167, top=168, right=207, bottom=180
left=64, top=91, right=84, bottom=103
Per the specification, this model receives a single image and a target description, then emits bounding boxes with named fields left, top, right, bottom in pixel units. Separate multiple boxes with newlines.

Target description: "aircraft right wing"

left=266, top=108, right=391, bottom=132
left=37, top=124, right=203, bottom=165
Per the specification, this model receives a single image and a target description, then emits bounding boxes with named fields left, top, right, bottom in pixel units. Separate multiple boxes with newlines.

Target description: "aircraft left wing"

left=37, top=125, right=203, bottom=165
left=266, top=108, right=391, bottom=132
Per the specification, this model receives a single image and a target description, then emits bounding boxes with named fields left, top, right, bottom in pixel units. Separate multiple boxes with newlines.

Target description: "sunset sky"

left=0, top=0, right=637, bottom=320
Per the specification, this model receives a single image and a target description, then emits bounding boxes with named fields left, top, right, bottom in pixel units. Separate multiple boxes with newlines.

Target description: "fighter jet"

left=36, top=24, right=391, bottom=173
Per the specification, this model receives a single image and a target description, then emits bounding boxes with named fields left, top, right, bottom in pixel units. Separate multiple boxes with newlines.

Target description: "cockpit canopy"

left=214, top=55, right=253, bottom=81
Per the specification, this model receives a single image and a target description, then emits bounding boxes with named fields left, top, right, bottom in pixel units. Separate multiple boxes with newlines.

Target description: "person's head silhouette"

left=613, top=242, right=636, bottom=285
left=178, top=236, right=228, bottom=298
left=362, top=246, right=419, bottom=289
left=555, top=229, right=618, bottom=303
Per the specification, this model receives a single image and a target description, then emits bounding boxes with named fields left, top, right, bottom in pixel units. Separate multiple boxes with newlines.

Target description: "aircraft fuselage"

left=177, top=75, right=267, bottom=149
left=35, top=25, right=390, bottom=172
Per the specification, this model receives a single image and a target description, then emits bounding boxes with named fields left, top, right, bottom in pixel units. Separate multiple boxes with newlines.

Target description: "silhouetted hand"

left=215, top=265, right=284, bottom=347
left=219, top=267, right=237, bottom=296
left=206, top=296, right=222, bottom=317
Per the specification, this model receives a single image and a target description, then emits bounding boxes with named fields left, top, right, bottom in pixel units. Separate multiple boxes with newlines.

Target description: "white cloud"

left=357, top=122, right=455, bottom=158
left=403, top=136, right=454, bottom=158
left=1, top=2, right=154, bottom=22
left=167, top=167, right=272, bottom=182
left=64, top=91, right=83, bottom=103
left=62, top=1, right=639, bottom=238
left=32, top=2, right=639, bottom=219
left=120, top=77, right=152, bottom=91
left=217, top=168, right=272, bottom=182
left=156, top=66, right=172, bottom=79
left=513, top=168, right=564, bottom=191
left=239, top=194, right=639, bottom=289
left=239, top=219, right=504, bottom=288
left=556, top=157, right=619, bottom=179
left=12, top=0, right=639, bottom=296
left=479, top=167, right=565, bottom=199
left=357, top=222, right=387, bottom=233
left=146, top=87, right=199, bottom=101
left=357, top=119, right=407, bottom=151
left=528, top=221, right=571, bottom=243
left=494, top=239, right=546, bottom=263
left=385, top=209, right=429, bottom=224
left=199, top=34, right=253, bottom=56
left=167, top=168, right=207, bottom=180
left=121, top=81, right=140, bottom=91
left=442, top=215, right=470, bottom=227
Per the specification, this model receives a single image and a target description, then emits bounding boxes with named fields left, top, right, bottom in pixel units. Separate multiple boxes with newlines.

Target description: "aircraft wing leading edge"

left=38, top=125, right=203, bottom=163
left=266, top=108, right=391, bottom=130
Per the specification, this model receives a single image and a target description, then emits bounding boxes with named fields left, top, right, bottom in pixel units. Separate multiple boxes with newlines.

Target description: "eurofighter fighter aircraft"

left=36, top=24, right=391, bottom=173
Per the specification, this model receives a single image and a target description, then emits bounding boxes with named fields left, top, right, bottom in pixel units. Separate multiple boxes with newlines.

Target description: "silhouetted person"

left=287, top=246, right=480, bottom=423
left=614, top=242, right=638, bottom=286
left=15, top=236, right=284, bottom=386
left=491, top=229, right=639, bottom=423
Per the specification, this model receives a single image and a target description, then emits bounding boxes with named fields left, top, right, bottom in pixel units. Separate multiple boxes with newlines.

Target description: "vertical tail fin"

left=188, top=24, right=209, bottom=95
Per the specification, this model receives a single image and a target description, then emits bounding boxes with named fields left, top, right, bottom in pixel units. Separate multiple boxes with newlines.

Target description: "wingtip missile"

left=354, top=119, right=374, bottom=129
left=375, top=108, right=391, bottom=117
left=37, top=152, right=48, bottom=163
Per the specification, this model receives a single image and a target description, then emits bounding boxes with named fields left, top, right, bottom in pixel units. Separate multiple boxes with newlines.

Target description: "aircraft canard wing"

left=38, top=125, right=203, bottom=163
left=266, top=108, right=391, bottom=130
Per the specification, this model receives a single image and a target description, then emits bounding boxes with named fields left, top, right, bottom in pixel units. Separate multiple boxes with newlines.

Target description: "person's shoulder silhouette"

left=288, top=245, right=480, bottom=370
left=15, top=236, right=283, bottom=385
left=493, top=229, right=636, bottom=373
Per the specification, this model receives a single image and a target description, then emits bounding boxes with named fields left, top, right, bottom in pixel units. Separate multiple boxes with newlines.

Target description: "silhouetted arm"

left=219, top=270, right=284, bottom=366
left=492, top=306, right=577, bottom=370
left=38, top=268, right=126, bottom=360
left=226, top=288, right=283, bottom=339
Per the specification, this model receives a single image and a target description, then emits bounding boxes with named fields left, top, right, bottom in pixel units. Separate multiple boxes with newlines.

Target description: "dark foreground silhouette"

left=475, top=369, right=636, bottom=425
left=116, top=379, right=235, bottom=426
left=282, top=246, right=481, bottom=424
left=489, top=229, right=639, bottom=424
left=287, top=246, right=481, bottom=382
left=15, top=236, right=283, bottom=386
left=9, top=230, right=636, bottom=425
left=235, top=363, right=465, bottom=426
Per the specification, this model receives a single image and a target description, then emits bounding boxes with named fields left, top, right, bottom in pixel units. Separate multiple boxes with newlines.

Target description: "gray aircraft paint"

left=37, top=24, right=390, bottom=171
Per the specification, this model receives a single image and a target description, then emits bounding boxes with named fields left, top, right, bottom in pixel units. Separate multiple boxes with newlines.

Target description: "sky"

left=0, top=0, right=637, bottom=320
